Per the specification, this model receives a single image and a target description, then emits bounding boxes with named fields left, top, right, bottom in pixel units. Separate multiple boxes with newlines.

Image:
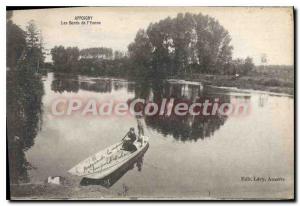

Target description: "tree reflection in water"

left=51, top=73, right=79, bottom=93
left=80, top=79, right=112, bottom=93
left=49, top=75, right=234, bottom=142
left=131, top=80, right=230, bottom=142
left=51, top=72, right=129, bottom=93
left=7, top=71, right=247, bottom=185
left=7, top=67, right=44, bottom=184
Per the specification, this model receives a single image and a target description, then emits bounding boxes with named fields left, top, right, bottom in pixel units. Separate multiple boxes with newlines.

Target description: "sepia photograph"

left=6, top=6, right=294, bottom=200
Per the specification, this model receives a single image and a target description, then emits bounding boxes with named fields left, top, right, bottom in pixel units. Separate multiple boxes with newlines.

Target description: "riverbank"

left=175, top=73, right=294, bottom=96
left=44, top=64, right=294, bottom=96
left=9, top=182, right=127, bottom=200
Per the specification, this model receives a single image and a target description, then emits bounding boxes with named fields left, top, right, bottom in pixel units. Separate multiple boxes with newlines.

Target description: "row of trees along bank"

left=49, top=12, right=254, bottom=79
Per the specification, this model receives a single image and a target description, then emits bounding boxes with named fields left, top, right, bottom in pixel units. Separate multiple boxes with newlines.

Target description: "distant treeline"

left=49, top=46, right=128, bottom=77
left=48, top=13, right=255, bottom=79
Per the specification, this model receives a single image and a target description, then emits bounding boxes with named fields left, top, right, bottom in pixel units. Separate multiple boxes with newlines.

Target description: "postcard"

left=7, top=7, right=294, bottom=200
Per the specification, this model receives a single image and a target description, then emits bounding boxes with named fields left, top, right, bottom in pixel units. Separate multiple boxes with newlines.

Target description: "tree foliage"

left=80, top=47, right=113, bottom=59
left=128, top=12, right=234, bottom=78
left=51, top=46, right=80, bottom=72
left=6, top=12, right=26, bottom=69
left=24, top=20, right=45, bottom=69
left=7, top=11, right=45, bottom=183
left=7, top=13, right=45, bottom=71
left=49, top=12, right=254, bottom=78
left=51, top=45, right=129, bottom=76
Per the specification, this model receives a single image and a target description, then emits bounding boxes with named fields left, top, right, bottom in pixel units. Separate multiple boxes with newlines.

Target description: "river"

left=21, top=72, right=294, bottom=199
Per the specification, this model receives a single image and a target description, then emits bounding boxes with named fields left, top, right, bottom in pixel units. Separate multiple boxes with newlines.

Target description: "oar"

left=115, top=132, right=131, bottom=149
left=115, top=132, right=129, bottom=147
left=121, top=132, right=129, bottom=141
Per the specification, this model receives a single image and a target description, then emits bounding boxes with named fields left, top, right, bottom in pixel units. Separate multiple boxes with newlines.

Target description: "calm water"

left=24, top=72, right=293, bottom=198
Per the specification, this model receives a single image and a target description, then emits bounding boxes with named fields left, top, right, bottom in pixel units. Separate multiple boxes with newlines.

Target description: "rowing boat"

left=68, top=136, right=149, bottom=179
left=80, top=143, right=148, bottom=187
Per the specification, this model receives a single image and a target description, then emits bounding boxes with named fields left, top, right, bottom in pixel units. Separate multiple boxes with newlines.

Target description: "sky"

left=12, top=7, right=294, bottom=65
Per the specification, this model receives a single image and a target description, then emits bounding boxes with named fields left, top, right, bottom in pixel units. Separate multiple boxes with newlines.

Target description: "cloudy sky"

left=12, top=7, right=293, bottom=65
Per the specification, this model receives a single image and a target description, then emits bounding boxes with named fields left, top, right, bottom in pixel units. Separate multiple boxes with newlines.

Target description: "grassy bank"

left=10, top=183, right=115, bottom=200
left=176, top=66, right=294, bottom=95
left=9, top=181, right=137, bottom=200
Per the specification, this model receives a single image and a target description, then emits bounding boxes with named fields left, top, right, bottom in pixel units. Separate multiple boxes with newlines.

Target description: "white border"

left=1, top=0, right=298, bottom=205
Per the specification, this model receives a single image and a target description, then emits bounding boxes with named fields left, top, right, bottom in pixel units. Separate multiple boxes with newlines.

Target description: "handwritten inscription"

left=82, top=145, right=130, bottom=174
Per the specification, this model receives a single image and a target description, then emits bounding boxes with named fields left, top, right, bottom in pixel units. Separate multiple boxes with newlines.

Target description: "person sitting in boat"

left=122, top=128, right=137, bottom=152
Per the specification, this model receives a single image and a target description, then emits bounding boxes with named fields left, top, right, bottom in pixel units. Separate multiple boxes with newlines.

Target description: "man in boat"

left=122, top=127, right=137, bottom=152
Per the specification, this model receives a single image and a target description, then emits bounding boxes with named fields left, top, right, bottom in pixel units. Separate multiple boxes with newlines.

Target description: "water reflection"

left=258, top=94, right=268, bottom=108
left=49, top=74, right=241, bottom=142
left=130, top=81, right=231, bottom=141
left=8, top=71, right=293, bottom=196
left=51, top=73, right=79, bottom=93
left=112, top=81, right=128, bottom=91
left=7, top=69, right=250, bottom=183
left=7, top=68, right=44, bottom=183
left=80, top=144, right=149, bottom=188
left=51, top=72, right=130, bottom=93
left=80, top=79, right=112, bottom=93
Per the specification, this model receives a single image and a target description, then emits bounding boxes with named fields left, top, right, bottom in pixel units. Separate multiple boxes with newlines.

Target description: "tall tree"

left=6, top=11, right=26, bottom=69
left=25, top=20, right=45, bottom=71
left=7, top=13, right=45, bottom=183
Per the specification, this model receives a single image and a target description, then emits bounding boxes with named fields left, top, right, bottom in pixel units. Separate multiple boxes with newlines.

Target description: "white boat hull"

left=68, top=136, right=149, bottom=179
